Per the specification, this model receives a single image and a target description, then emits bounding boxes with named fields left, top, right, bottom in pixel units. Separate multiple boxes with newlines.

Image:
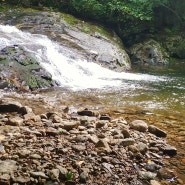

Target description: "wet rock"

left=19, top=105, right=33, bottom=115
left=130, top=120, right=148, bottom=132
left=7, top=116, right=24, bottom=126
left=0, top=46, right=55, bottom=90
left=138, top=170, right=157, bottom=180
left=78, top=109, right=98, bottom=117
left=0, top=100, right=22, bottom=113
left=137, top=142, right=148, bottom=154
left=145, top=162, right=160, bottom=172
left=130, top=39, right=169, bottom=66
left=157, top=167, right=175, bottom=180
left=120, top=138, right=135, bottom=146
left=148, top=125, right=167, bottom=137
left=99, top=114, right=111, bottom=121
left=163, top=145, right=177, bottom=156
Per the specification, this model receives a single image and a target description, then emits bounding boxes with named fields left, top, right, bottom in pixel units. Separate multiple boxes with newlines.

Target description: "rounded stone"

left=130, top=120, right=148, bottom=132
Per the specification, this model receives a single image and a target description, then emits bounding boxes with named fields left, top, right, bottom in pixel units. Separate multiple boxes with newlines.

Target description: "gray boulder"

left=130, top=39, right=169, bottom=65
left=1, top=11, right=131, bottom=72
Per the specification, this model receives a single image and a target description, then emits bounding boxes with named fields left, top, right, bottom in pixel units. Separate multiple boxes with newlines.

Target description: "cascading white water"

left=0, top=24, right=166, bottom=90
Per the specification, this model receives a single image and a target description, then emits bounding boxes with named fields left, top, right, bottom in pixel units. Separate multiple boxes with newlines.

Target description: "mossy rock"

left=174, top=41, right=185, bottom=59
left=160, top=35, right=185, bottom=59
left=0, top=45, right=55, bottom=91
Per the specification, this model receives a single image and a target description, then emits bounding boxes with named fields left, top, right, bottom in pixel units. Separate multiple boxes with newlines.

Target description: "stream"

left=0, top=24, right=185, bottom=183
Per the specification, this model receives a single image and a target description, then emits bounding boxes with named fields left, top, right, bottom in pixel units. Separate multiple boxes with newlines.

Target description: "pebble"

left=0, top=98, right=180, bottom=185
left=163, top=145, right=177, bottom=156
left=49, top=169, right=60, bottom=180
left=120, top=138, right=135, bottom=146
left=157, top=167, right=175, bottom=180
left=71, top=144, right=86, bottom=152
left=7, top=116, right=24, bottom=126
left=137, top=142, right=148, bottom=154
left=138, top=170, right=157, bottom=180
left=62, top=121, right=80, bottom=131
left=95, top=139, right=112, bottom=153
left=79, top=171, right=89, bottom=183
left=30, top=172, right=49, bottom=179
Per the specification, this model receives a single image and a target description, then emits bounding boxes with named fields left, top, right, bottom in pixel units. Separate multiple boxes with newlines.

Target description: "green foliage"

left=1, top=0, right=170, bottom=22
left=2, top=0, right=184, bottom=35
left=63, top=0, right=170, bottom=23
left=65, top=171, right=73, bottom=181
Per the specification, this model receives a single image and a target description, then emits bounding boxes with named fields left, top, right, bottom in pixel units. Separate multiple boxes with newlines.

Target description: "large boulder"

left=160, top=35, right=185, bottom=59
left=0, top=45, right=56, bottom=91
left=0, top=10, right=130, bottom=72
left=130, top=39, right=169, bottom=66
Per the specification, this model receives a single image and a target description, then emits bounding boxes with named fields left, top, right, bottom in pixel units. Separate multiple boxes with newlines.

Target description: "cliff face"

left=0, top=9, right=131, bottom=72
left=0, top=8, right=132, bottom=90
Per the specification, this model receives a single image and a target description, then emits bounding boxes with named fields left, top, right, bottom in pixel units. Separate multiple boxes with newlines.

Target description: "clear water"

left=0, top=24, right=185, bottom=115
left=1, top=24, right=185, bottom=182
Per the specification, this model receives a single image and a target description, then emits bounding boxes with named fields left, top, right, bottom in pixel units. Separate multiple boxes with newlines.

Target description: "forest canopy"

left=1, top=0, right=185, bottom=42
left=0, top=0, right=178, bottom=21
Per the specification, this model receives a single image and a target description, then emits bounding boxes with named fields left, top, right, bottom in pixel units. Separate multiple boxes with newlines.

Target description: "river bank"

left=0, top=90, right=184, bottom=185
left=0, top=5, right=185, bottom=185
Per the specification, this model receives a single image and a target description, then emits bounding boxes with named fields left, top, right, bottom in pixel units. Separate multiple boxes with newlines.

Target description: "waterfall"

left=0, top=24, right=166, bottom=90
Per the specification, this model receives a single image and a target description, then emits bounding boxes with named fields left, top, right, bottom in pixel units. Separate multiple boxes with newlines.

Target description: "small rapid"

left=0, top=24, right=167, bottom=90
left=0, top=24, right=185, bottom=114
left=1, top=23, right=185, bottom=184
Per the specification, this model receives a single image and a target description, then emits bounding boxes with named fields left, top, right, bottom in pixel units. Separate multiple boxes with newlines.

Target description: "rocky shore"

left=0, top=93, right=179, bottom=185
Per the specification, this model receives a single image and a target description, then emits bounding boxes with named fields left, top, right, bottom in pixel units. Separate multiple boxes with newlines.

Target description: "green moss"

left=60, top=12, right=124, bottom=48
left=61, top=13, right=80, bottom=26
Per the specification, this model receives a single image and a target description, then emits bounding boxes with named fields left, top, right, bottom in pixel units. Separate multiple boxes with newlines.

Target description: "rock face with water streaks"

left=0, top=45, right=56, bottom=91
left=0, top=96, right=178, bottom=185
left=130, top=39, right=169, bottom=66
left=0, top=10, right=131, bottom=72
